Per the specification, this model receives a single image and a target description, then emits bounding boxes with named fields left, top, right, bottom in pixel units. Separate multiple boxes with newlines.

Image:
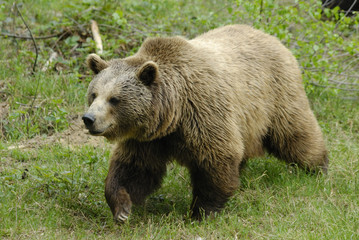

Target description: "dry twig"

left=13, top=2, right=38, bottom=74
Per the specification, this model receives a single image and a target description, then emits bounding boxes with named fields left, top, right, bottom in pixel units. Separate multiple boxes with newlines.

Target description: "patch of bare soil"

left=0, top=102, right=9, bottom=139
left=8, top=115, right=111, bottom=150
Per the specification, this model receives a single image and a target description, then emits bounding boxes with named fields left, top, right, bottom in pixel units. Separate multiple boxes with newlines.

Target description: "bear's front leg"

left=105, top=155, right=167, bottom=223
left=105, top=185, right=132, bottom=222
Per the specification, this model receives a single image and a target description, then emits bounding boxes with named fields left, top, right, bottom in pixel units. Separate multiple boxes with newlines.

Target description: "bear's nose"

left=82, top=113, right=96, bottom=128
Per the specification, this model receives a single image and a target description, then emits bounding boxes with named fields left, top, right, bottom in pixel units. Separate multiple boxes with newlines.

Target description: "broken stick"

left=90, top=20, right=103, bottom=54
left=41, top=52, right=58, bottom=72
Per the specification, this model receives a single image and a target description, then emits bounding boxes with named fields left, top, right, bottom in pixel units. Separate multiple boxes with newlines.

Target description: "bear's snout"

left=82, top=113, right=96, bottom=129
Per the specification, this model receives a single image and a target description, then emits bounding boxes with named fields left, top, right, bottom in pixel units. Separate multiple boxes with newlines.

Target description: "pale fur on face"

left=84, top=57, right=157, bottom=141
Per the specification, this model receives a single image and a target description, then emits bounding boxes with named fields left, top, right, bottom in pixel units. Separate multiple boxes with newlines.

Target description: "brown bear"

left=83, top=24, right=328, bottom=222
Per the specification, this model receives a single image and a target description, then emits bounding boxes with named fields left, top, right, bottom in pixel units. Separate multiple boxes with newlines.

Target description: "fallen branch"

left=90, top=20, right=103, bottom=54
left=0, top=31, right=62, bottom=40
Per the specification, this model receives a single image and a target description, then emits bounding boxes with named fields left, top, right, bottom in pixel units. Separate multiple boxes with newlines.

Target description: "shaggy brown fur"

left=83, top=24, right=328, bottom=221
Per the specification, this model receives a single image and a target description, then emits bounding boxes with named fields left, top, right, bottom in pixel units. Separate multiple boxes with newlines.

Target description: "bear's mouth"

left=89, top=129, right=104, bottom=135
left=88, top=124, right=113, bottom=136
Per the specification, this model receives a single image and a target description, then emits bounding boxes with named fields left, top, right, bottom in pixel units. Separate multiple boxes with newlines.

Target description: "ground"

left=6, top=115, right=110, bottom=151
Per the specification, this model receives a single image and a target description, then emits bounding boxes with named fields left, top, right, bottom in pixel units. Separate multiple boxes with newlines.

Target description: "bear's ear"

left=86, top=53, right=109, bottom=74
left=137, top=61, right=159, bottom=86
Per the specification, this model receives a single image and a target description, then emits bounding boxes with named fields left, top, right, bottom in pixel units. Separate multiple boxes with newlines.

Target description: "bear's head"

left=82, top=53, right=161, bottom=141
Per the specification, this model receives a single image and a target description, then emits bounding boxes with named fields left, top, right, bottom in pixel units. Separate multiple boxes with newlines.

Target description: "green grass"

left=1, top=0, right=359, bottom=239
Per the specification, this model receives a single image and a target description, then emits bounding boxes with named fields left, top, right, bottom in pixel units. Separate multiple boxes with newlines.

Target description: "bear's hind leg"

left=264, top=110, right=328, bottom=173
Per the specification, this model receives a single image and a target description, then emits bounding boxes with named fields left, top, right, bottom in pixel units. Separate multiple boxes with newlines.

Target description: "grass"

left=1, top=0, right=359, bottom=239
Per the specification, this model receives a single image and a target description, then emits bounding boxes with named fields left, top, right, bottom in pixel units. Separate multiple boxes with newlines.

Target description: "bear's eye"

left=109, top=97, right=120, bottom=105
left=91, top=93, right=97, bottom=100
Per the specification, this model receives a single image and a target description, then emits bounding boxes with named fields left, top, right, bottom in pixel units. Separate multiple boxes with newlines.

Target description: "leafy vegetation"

left=0, top=0, right=358, bottom=239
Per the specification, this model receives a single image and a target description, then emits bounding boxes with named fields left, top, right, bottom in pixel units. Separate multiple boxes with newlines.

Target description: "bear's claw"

left=111, top=187, right=132, bottom=223
left=115, top=211, right=129, bottom=222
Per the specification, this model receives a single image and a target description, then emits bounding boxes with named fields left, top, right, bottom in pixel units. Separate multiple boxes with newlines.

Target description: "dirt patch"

left=8, top=115, right=111, bottom=150
left=0, top=102, right=9, bottom=118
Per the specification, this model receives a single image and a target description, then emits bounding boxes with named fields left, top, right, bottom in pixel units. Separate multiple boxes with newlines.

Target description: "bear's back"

left=190, top=24, right=300, bottom=79
left=188, top=25, right=308, bottom=159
